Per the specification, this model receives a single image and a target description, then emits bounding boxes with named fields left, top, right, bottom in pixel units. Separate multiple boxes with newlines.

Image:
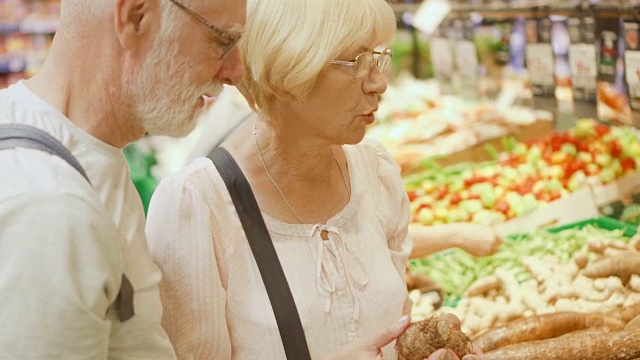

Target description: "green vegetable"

left=561, top=143, right=577, bottom=156
left=409, top=225, right=633, bottom=305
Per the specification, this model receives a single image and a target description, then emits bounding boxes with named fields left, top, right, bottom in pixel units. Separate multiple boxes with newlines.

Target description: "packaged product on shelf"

left=392, top=23, right=415, bottom=77
left=596, top=11, right=632, bottom=126
left=453, top=17, right=479, bottom=99
left=414, top=30, right=433, bottom=79
left=430, top=21, right=454, bottom=93
left=509, top=17, right=526, bottom=72
left=568, top=14, right=598, bottom=103
left=551, top=17, right=572, bottom=109
left=19, top=0, right=59, bottom=34
left=496, top=20, right=513, bottom=67
left=500, top=16, right=533, bottom=109
left=0, top=0, right=27, bottom=32
left=0, top=32, right=27, bottom=74
left=624, top=12, right=640, bottom=127
left=474, top=19, right=510, bottom=99
left=526, top=14, right=555, bottom=97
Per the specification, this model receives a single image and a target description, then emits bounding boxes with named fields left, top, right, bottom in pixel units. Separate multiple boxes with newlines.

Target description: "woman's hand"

left=409, top=223, right=503, bottom=260
left=454, top=223, right=503, bottom=257
left=426, top=314, right=487, bottom=360
left=323, top=315, right=410, bottom=360
left=427, top=349, right=485, bottom=360
left=323, top=313, right=488, bottom=360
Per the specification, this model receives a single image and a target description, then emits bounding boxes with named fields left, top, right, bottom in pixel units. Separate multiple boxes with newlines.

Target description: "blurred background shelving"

left=0, top=0, right=59, bottom=88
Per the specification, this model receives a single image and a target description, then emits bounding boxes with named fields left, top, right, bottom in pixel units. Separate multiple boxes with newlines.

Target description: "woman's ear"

left=272, top=87, right=293, bottom=101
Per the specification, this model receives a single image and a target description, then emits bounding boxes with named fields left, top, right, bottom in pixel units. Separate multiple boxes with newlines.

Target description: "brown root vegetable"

left=412, top=272, right=436, bottom=289
left=406, top=274, right=416, bottom=290
left=574, top=251, right=588, bottom=269
left=396, top=317, right=473, bottom=360
left=583, top=253, right=640, bottom=285
left=484, top=329, right=640, bottom=360
left=626, top=314, right=640, bottom=331
left=608, top=302, right=640, bottom=323
left=472, top=312, right=625, bottom=352
left=465, top=275, right=501, bottom=297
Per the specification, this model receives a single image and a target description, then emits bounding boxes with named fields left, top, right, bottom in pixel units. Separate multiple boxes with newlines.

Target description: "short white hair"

left=240, top=0, right=396, bottom=115
left=60, top=0, right=175, bottom=32
left=60, top=0, right=109, bottom=18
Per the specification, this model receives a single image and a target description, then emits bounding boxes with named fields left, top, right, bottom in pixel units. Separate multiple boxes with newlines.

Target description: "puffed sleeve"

left=146, top=172, right=231, bottom=359
left=368, top=138, right=413, bottom=280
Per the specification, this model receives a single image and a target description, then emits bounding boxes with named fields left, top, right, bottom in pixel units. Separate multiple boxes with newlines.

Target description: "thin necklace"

left=252, top=120, right=351, bottom=224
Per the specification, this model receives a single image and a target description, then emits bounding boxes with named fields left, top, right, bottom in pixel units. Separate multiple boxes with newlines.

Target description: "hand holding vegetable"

left=427, top=349, right=485, bottom=360
left=398, top=313, right=487, bottom=360
left=322, top=315, right=410, bottom=360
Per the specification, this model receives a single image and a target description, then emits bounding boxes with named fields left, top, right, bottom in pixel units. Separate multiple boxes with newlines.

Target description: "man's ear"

left=114, top=0, right=155, bottom=49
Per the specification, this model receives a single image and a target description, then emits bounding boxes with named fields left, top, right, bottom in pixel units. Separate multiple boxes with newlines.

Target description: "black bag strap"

left=0, top=123, right=91, bottom=183
left=0, top=123, right=136, bottom=323
left=210, top=147, right=312, bottom=360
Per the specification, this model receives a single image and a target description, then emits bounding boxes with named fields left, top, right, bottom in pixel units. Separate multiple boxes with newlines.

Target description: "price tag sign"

left=430, top=37, right=453, bottom=79
left=455, top=40, right=478, bottom=79
left=626, top=51, right=640, bottom=110
left=569, top=43, right=597, bottom=99
left=526, top=43, right=555, bottom=92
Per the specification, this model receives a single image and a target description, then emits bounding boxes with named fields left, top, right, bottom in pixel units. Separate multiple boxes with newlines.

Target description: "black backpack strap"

left=0, top=123, right=137, bottom=322
left=0, top=123, right=91, bottom=184
left=210, top=147, right=312, bottom=360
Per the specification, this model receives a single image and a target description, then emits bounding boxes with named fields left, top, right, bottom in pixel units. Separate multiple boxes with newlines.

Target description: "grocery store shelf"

left=0, top=61, right=27, bottom=75
left=391, top=2, right=632, bottom=19
left=0, top=23, right=57, bottom=35
left=0, top=24, right=21, bottom=34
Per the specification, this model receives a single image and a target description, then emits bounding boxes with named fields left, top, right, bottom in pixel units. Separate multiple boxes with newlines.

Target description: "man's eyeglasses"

left=167, top=0, right=242, bottom=59
left=331, top=48, right=392, bottom=79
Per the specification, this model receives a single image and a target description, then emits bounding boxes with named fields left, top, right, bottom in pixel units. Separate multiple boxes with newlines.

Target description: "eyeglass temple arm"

left=330, top=60, right=357, bottom=67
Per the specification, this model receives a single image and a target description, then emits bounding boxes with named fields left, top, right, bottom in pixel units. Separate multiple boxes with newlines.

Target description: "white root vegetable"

left=465, top=275, right=501, bottom=297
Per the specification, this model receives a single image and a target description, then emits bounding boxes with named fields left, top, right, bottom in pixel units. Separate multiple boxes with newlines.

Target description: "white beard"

left=125, top=28, right=224, bottom=138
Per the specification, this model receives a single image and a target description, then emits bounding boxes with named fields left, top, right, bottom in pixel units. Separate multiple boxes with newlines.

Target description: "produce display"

left=405, top=121, right=640, bottom=226
left=408, top=219, right=640, bottom=348
left=369, top=78, right=553, bottom=174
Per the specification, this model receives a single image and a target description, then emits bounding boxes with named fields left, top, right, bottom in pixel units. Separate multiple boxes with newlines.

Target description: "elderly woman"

left=146, top=0, right=484, bottom=359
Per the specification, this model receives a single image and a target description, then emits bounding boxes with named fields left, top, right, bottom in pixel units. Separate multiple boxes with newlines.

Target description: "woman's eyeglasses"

left=331, top=48, right=392, bottom=79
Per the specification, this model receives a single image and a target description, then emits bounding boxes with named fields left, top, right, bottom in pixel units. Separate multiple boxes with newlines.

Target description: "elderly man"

left=0, top=0, right=243, bottom=358
left=0, top=0, right=423, bottom=359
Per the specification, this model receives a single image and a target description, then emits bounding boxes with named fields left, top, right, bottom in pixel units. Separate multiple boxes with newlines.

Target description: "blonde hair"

left=239, top=0, right=396, bottom=115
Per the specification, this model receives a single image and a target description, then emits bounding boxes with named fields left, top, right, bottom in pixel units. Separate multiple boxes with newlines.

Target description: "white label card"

left=526, top=43, right=555, bottom=86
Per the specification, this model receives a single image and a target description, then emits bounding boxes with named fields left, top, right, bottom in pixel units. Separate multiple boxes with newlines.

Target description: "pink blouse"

left=145, top=138, right=411, bottom=359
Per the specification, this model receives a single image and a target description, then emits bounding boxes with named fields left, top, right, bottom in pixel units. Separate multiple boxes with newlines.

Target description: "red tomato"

left=594, top=124, right=611, bottom=136
left=407, top=190, right=419, bottom=202
left=549, top=191, right=562, bottom=201
left=464, top=176, right=489, bottom=187
left=468, top=193, right=481, bottom=200
left=537, top=192, right=551, bottom=202
left=610, top=140, right=623, bottom=158
left=450, top=194, right=462, bottom=205
left=621, top=157, right=637, bottom=172
left=495, top=200, right=510, bottom=214
left=577, top=142, right=590, bottom=152
left=436, top=184, right=449, bottom=200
